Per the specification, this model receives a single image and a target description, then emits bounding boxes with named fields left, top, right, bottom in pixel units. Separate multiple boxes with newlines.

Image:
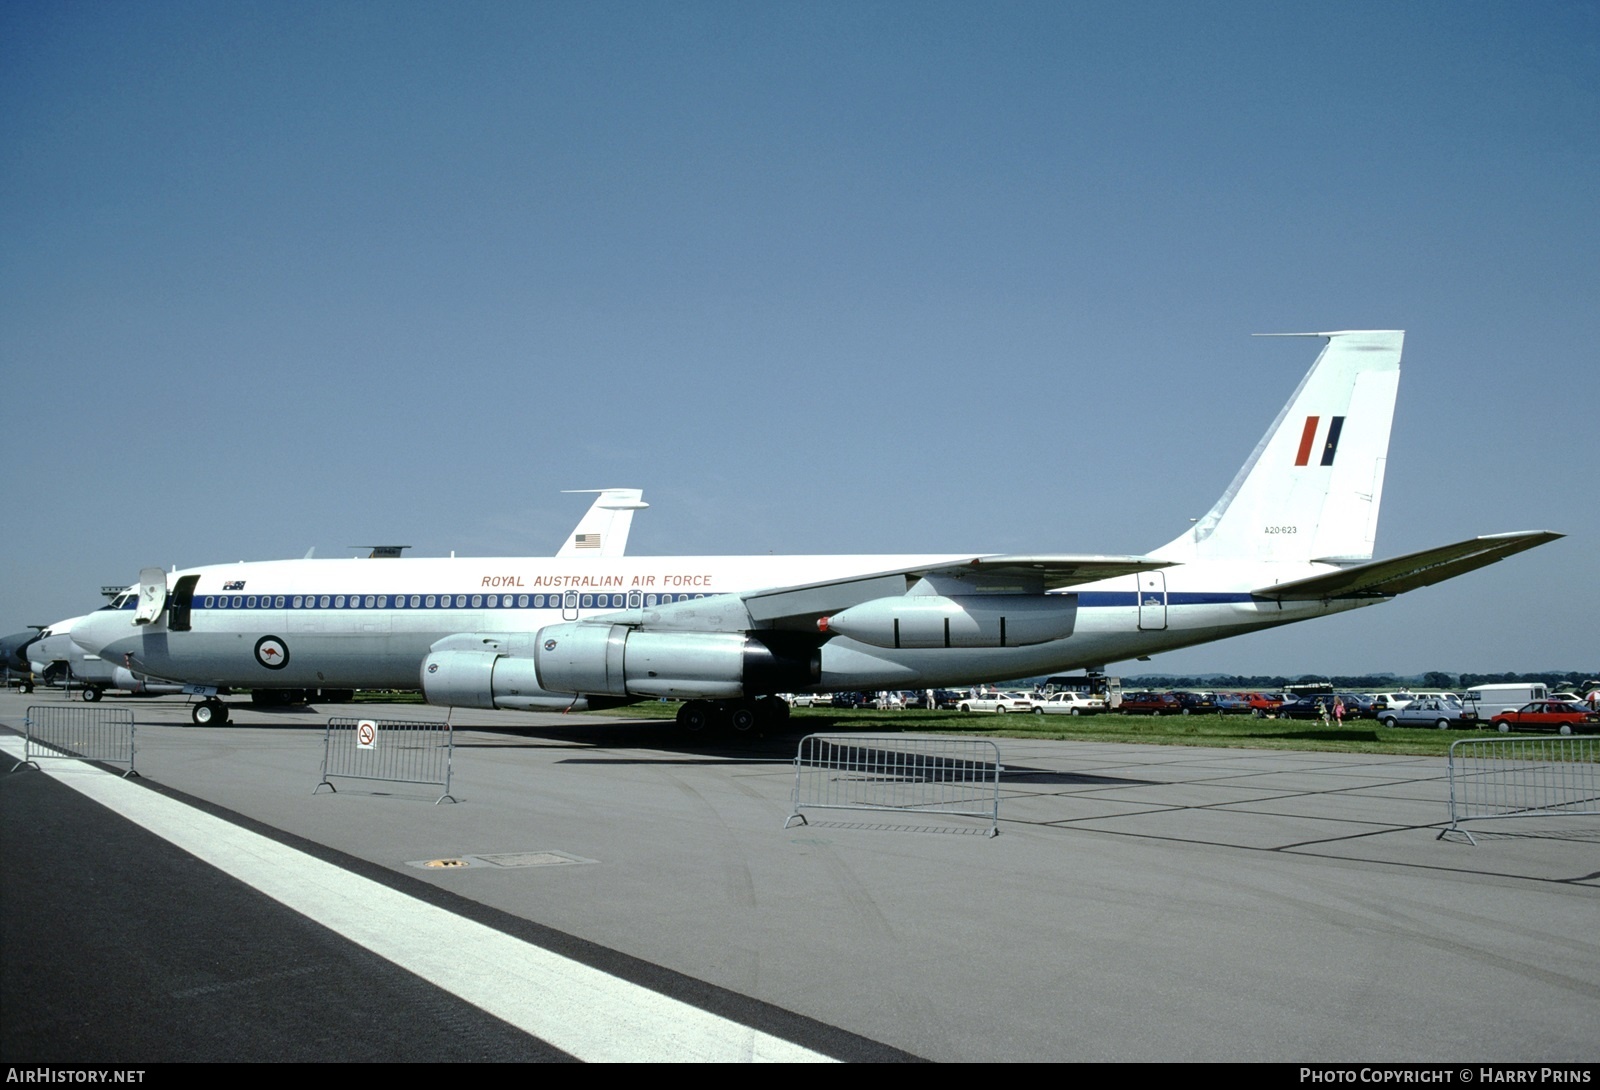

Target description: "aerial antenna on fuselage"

left=349, top=545, right=412, bottom=559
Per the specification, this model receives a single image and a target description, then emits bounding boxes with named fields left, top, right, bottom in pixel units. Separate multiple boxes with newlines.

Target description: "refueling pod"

left=819, top=594, right=1078, bottom=649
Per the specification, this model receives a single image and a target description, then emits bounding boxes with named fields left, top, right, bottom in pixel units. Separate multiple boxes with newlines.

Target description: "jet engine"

left=421, top=624, right=819, bottom=708
left=422, top=649, right=600, bottom=711
left=532, top=623, right=818, bottom=699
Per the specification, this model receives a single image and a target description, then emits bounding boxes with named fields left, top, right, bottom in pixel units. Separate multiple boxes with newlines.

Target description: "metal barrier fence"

left=11, top=705, right=138, bottom=777
left=316, top=716, right=457, bottom=804
left=787, top=734, right=1003, bottom=836
left=1440, top=735, right=1598, bottom=843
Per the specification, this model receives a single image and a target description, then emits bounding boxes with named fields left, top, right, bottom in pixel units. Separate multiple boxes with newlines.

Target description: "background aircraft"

left=1, top=628, right=45, bottom=693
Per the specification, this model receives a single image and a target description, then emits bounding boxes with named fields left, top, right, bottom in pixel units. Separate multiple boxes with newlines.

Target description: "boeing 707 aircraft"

left=73, top=331, right=1559, bottom=729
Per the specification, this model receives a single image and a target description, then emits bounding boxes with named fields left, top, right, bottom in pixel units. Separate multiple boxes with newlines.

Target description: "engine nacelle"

left=820, top=594, right=1078, bottom=649
left=426, top=625, right=820, bottom=704
left=531, top=623, right=744, bottom=698
left=421, top=649, right=597, bottom=711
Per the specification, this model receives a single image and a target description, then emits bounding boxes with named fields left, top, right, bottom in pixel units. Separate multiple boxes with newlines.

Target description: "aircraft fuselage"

left=75, top=553, right=1374, bottom=695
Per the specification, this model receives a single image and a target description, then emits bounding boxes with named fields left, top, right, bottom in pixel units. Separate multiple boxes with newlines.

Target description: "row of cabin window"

left=200, top=592, right=708, bottom=610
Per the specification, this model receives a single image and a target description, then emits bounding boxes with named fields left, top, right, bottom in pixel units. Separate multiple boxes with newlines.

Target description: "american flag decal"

left=1293, top=415, right=1345, bottom=467
left=573, top=533, right=601, bottom=549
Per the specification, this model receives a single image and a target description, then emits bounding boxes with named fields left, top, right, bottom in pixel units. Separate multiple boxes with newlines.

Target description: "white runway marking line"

left=2, top=735, right=834, bottom=1062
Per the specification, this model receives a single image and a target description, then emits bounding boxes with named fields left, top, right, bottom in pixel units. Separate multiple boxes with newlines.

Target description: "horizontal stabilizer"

left=1254, top=531, right=1563, bottom=600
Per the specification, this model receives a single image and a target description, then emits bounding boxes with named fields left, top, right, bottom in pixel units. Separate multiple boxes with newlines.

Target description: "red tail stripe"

left=1294, top=415, right=1319, bottom=466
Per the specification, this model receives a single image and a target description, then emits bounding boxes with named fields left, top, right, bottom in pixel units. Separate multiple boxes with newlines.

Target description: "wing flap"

left=741, top=555, right=1170, bottom=629
left=1254, top=531, right=1563, bottom=600
left=955, top=555, right=1173, bottom=587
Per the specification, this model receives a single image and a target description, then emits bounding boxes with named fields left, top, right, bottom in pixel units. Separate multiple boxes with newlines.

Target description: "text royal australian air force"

left=479, top=571, right=715, bottom=589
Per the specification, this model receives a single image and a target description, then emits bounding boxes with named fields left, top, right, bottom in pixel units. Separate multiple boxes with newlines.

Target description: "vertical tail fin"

left=557, top=488, right=650, bottom=558
left=1152, top=331, right=1403, bottom=564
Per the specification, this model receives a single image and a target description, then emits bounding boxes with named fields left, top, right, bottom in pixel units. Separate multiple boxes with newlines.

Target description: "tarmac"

left=2, top=689, right=1596, bottom=1062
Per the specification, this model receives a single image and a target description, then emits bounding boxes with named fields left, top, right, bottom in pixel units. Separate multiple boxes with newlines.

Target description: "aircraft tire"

left=193, top=699, right=230, bottom=726
left=727, top=704, right=758, bottom=733
left=82, top=686, right=102, bottom=703
left=677, top=700, right=713, bottom=733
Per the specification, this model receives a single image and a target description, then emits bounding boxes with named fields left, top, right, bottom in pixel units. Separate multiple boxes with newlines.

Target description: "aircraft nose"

left=71, top=611, right=124, bottom=656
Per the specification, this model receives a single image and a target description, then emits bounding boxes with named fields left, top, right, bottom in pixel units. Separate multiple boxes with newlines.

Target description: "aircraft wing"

left=600, top=554, right=1169, bottom=634
left=1252, top=531, right=1563, bottom=601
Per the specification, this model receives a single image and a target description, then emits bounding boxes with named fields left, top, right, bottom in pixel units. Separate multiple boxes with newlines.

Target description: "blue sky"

left=3, top=1, right=1595, bottom=677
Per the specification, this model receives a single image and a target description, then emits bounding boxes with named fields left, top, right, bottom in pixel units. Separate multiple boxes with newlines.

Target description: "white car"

left=784, top=693, right=831, bottom=707
left=957, top=692, right=1034, bottom=714
left=1030, top=692, right=1106, bottom=716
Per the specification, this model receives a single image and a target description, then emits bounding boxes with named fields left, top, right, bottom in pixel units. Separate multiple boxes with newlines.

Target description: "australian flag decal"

left=1293, top=416, right=1345, bottom=467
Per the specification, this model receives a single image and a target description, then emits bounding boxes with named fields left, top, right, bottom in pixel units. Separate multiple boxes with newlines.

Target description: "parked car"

left=1119, top=692, right=1184, bottom=716
left=1031, top=691, right=1106, bottom=716
left=1378, top=697, right=1476, bottom=730
left=1213, top=692, right=1253, bottom=714
left=1172, top=691, right=1218, bottom=715
left=1275, top=695, right=1335, bottom=720
left=1336, top=693, right=1381, bottom=719
left=1372, top=692, right=1419, bottom=711
left=1491, top=701, right=1597, bottom=736
left=785, top=693, right=831, bottom=707
left=1246, top=692, right=1285, bottom=716
left=957, top=691, right=1034, bottom=714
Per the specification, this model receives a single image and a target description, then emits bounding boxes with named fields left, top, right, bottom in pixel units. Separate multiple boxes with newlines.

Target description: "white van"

left=1463, top=682, right=1548, bottom=717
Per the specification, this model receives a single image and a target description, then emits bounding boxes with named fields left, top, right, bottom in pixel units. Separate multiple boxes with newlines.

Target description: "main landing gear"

left=192, top=698, right=231, bottom=726
left=674, top=696, right=791, bottom=736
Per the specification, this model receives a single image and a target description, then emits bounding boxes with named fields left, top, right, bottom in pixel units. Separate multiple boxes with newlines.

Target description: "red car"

left=1120, top=692, right=1184, bottom=716
left=1491, top=701, right=1597, bottom=736
left=1246, top=692, right=1286, bottom=716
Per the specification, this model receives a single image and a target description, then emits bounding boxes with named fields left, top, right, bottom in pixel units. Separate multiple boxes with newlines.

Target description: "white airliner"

left=73, top=331, right=1559, bottom=729
left=43, top=489, right=647, bottom=713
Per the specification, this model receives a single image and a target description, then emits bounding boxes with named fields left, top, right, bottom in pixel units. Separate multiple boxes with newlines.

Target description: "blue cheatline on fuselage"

left=104, top=589, right=1269, bottom=613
